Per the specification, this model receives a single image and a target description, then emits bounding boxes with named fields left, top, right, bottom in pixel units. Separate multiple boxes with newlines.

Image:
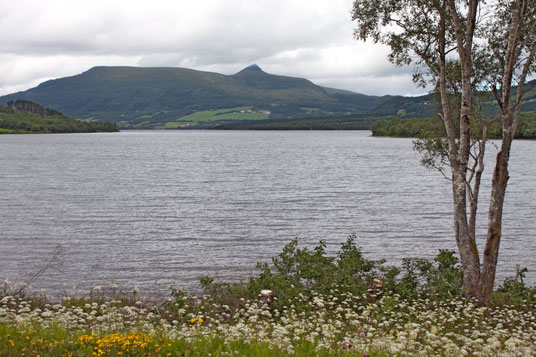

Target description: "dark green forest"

left=0, top=100, right=118, bottom=134
left=370, top=112, right=536, bottom=139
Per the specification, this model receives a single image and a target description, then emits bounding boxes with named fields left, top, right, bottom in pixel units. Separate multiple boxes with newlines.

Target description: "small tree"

left=352, top=0, right=536, bottom=304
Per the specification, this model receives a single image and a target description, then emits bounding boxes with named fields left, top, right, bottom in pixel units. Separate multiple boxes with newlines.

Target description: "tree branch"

left=492, top=85, right=504, bottom=112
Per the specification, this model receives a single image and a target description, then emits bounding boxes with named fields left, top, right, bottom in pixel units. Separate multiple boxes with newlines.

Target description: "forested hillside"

left=0, top=100, right=118, bottom=134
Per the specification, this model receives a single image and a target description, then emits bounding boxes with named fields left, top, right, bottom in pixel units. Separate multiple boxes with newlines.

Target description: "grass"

left=0, top=324, right=361, bottom=356
left=300, top=107, right=333, bottom=115
left=1, top=288, right=534, bottom=356
left=175, top=107, right=268, bottom=122
left=0, top=128, right=18, bottom=134
left=157, top=121, right=195, bottom=129
left=155, top=107, right=270, bottom=129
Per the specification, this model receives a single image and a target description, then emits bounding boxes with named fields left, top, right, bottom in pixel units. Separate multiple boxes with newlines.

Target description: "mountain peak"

left=238, top=64, right=264, bottom=74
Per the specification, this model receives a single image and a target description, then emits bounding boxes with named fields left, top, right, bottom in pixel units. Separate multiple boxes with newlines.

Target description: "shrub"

left=492, top=267, right=536, bottom=308
left=394, top=250, right=463, bottom=300
left=244, top=235, right=387, bottom=308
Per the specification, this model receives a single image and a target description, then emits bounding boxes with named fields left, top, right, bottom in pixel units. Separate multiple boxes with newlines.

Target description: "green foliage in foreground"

left=0, top=105, right=118, bottom=134
left=1, top=237, right=535, bottom=356
left=199, top=236, right=466, bottom=310
left=0, top=323, right=381, bottom=357
left=371, top=112, right=536, bottom=139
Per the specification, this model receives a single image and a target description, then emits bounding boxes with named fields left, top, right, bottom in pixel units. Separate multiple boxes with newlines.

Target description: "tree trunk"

left=448, top=0, right=483, bottom=300
left=451, top=168, right=482, bottom=297
left=478, top=133, right=512, bottom=303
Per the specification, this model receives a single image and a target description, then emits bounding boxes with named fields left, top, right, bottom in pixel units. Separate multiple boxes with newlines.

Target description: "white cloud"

left=0, top=0, right=426, bottom=96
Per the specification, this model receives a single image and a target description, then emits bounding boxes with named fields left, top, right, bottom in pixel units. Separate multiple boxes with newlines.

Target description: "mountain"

left=237, top=64, right=265, bottom=73
left=2, top=65, right=533, bottom=129
left=0, top=65, right=410, bottom=129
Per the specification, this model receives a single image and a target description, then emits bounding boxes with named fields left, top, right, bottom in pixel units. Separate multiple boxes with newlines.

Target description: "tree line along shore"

left=370, top=113, right=536, bottom=139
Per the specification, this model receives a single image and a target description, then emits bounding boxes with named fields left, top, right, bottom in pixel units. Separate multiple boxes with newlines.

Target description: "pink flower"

left=360, top=331, right=366, bottom=338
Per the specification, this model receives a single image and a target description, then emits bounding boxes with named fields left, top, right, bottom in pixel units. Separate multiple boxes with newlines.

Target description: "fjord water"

left=1, top=130, right=535, bottom=294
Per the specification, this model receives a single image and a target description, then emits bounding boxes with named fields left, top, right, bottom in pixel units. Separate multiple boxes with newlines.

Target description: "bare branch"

left=15, top=244, right=64, bottom=297
left=492, top=85, right=504, bottom=112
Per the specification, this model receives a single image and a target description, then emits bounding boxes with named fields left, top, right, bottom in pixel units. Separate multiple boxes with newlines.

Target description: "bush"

left=492, top=267, right=536, bottom=308
left=199, top=235, right=465, bottom=312
left=243, top=235, right=387, bottom=308
left=394, top=250, right=463, bottom=300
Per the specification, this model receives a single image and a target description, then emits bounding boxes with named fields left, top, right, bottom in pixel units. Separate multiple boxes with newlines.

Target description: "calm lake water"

left=1, top=130, right=535, bottom=296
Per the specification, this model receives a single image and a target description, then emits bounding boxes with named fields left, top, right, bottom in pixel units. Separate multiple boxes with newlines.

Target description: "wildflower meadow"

left=1, top=236, right=535, bottom=356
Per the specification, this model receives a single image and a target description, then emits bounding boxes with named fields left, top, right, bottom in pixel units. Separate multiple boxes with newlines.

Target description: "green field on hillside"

left=157, top=107, right=270, bottom=128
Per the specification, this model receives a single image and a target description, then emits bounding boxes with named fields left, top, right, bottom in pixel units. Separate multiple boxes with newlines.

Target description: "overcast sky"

left=0, top=0, right=429, bottom=97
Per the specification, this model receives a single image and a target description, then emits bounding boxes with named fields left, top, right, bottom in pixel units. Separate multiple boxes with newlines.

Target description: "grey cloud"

left=316, top=76, right=431, bottom=97
left=0, top=0, right=425, bottom=96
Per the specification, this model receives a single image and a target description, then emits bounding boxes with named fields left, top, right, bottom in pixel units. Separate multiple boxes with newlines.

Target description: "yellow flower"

left=190, top=317, right=204, bottom=325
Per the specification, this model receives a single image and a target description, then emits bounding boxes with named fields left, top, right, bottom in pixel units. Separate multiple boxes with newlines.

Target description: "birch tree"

left=352, top=0, right=536, bottom=304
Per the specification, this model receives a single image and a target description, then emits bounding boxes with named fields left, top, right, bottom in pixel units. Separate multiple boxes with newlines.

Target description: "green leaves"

left=198, top=236, right=468, bottom=310
left=397, top=250, right=463, bottom=300
left=352, top=0, right=454, bottom=86
left=413, top=132, right=450, bottom=174
left=246, top=236, right=387, bottom=307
